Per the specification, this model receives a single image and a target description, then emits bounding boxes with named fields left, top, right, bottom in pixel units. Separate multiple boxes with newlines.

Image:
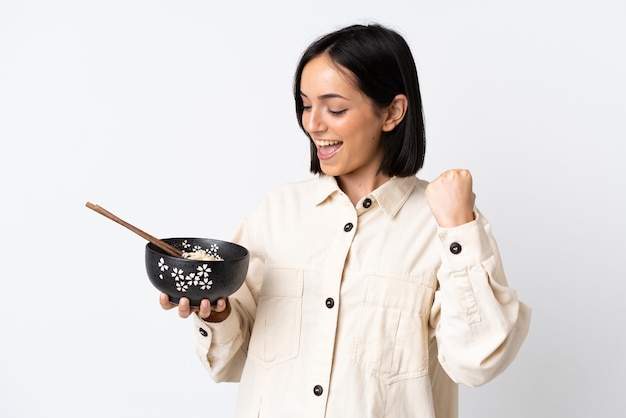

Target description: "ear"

left=382, top=94, right=408, bottom=132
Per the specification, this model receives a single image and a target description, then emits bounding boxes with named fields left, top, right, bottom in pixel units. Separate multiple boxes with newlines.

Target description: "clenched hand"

left=425, top=169, right=476, bottom=227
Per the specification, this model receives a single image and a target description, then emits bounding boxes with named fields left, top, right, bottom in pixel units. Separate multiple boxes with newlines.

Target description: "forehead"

left=300, top=54, right=359, bottom=96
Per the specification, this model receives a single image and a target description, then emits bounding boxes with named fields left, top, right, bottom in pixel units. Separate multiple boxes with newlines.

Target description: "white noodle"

left=182, top=249, right=223, bottom=261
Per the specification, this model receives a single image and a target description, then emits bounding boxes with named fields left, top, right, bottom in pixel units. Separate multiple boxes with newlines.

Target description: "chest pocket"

left=248, top=268, right=303, bottom=368
left=354, top=274, right=435, bottom=384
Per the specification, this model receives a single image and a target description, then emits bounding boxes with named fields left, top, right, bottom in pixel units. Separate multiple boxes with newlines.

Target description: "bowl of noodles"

left=145, top=237, right=249, bottom=306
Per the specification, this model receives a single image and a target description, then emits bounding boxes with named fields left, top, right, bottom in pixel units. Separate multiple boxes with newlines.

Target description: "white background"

left=1, top=1, right=624, bottom=417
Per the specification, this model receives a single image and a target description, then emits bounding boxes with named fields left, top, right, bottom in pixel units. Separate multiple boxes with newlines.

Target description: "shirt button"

left=325, top=298, right=335, bottom=309
left=199, top=327, right=208, bottom=337
left=450, top=242, right=462, bottom=254
left=344, top=222, right=353, bottom=232
left=313, top=385, right=324, bottom=396
left=363, top=198, right=372, bottom=208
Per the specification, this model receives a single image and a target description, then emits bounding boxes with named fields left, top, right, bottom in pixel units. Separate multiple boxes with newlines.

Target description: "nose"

left=303, top=106, right=326, bottom=134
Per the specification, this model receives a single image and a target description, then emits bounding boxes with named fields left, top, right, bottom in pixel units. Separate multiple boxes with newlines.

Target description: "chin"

left=319, top=165, right=343, bottom=177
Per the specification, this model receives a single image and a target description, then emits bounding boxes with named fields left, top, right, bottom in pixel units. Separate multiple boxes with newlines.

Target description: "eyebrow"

left=300, top=92, right=349, bottom=101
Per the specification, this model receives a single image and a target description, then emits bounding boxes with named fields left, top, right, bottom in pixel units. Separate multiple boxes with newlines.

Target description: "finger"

left=159, top=293, right=175, bottom=310
left=455, top=169, right=472, bottom=185
left=198, top=299, right=212, bottom=320
left=178, top=297, right=192, bottom=318
left=214, top=298, right=227, bottom=312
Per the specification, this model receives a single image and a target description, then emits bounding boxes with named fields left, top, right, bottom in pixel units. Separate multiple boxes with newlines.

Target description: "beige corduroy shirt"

left=192, top=175, right=531, bottom=418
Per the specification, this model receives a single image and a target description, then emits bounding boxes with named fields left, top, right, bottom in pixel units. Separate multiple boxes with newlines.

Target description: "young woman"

left=161, top=23, right=531, bottom=418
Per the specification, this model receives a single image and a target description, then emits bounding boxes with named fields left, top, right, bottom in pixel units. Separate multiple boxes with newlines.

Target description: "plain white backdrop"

left=1, top=0, right=624, bottom=417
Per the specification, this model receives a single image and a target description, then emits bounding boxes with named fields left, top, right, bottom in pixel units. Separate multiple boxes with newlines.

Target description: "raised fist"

left=425, top=169, right=476, bottom=227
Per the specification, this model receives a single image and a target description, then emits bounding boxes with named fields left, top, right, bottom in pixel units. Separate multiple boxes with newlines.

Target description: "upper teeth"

left=317, top=140, right=341, bottom=146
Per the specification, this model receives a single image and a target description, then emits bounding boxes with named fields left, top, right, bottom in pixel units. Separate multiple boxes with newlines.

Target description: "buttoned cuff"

left=193, top=307, right=242, bottom=347
left=436, top=213, right=494, bottom=271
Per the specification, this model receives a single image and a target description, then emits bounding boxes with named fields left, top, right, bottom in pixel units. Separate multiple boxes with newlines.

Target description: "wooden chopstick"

left=85, top=202, right=183, bottom=257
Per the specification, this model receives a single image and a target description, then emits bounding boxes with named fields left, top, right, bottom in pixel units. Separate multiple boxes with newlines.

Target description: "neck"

left=337, top=172, right=391, bottom=206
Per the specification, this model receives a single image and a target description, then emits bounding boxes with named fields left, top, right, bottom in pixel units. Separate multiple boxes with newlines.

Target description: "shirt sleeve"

left=429, top=210, right=532, bottom=387
left=193, top=215, right=263, bottom=383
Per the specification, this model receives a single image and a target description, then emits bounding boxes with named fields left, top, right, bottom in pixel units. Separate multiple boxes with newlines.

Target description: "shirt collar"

left=313, top=175, right=417, bottom=218
left=371, top=176, right=416, bottom=217
left=313, top=175, right=341, bottom=205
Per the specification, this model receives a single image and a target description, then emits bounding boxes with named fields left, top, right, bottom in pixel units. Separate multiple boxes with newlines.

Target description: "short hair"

left=293, top=23, right=426, bottom=177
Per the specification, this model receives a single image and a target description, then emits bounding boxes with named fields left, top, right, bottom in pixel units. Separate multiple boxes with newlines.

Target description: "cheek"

left=334, top=118, right=359, bottom=136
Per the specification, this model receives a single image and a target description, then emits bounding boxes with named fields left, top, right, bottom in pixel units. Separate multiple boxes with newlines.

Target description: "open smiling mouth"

left=316, top=140, right=343, bottom=160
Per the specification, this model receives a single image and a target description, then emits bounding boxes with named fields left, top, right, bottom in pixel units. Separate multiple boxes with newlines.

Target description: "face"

left=300, top=55, right=390, bottom=181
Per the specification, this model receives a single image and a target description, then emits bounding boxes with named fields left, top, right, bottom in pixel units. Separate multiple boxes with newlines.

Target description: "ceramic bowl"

left=145, top=237, right=249, bottom=306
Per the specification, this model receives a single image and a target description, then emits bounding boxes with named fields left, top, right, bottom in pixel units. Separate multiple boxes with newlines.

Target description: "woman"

left=161, top=23, right=531, bottom=418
